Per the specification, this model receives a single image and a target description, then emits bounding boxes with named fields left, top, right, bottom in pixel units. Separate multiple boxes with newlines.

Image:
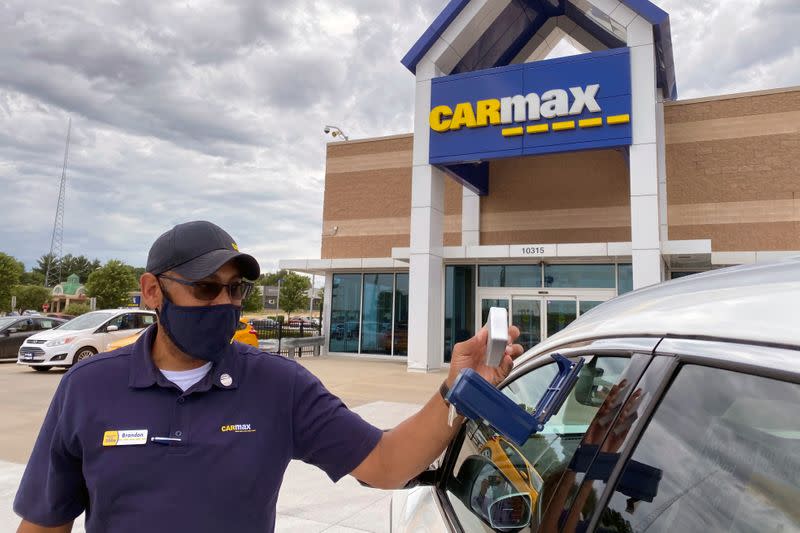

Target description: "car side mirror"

left=456, top=456, right=532, bottom=530
left=487, top=493, right=532, bottom=530
left=106, top=325, right=119, bottom=332
left=7, top=328, right=17, bottom=335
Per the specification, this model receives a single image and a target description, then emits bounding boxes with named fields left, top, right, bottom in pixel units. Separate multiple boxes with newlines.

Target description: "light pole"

left=323, top=125, right=349, bottom=141
left=277, top=278, right=282, bottom=318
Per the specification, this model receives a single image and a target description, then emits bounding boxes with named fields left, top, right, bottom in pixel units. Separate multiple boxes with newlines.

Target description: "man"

left=15, top=220, right=522, bottom=533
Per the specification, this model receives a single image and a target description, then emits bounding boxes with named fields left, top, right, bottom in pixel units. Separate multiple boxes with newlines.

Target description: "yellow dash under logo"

left=103, top=431, right=119, bottom=447
left=606, top=114, right=630, bottom=125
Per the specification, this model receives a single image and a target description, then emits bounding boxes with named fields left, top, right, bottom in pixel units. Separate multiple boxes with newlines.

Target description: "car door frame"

left=582, top=336, right=800, bottom=532
left=430, top=336, right=664, bottom=533
left=4, top=318, right=35, bottom=359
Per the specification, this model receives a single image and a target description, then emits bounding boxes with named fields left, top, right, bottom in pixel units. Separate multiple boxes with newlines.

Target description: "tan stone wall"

left=322, top=134, right=462, bottom=259
left=665, top=87, right=800, bottom=251
left=481, top=150, right=631, bottom=244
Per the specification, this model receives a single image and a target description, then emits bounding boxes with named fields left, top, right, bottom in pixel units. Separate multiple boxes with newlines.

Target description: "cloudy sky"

left=1, top=0, right=798, bottom=274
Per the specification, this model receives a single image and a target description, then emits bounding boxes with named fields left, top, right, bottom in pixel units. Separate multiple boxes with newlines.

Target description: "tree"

left=126, top=265, right=146, bottom=285
left=85, top=260, right=137, bottom=309
left=259, top=269, right=313, bottom=287
left=280, top=272, right=310, bottom=317
left=242, top=285, right=263, bottom=313
left=34, top=253, right=102, bottom=285
left=63, top=303, right=91, bottom=316
left=60, top=254, right=102, bottom=283
left=258, top=270, right=288, bottom=287
left=19, top=270, right=45, bottom=286
left=34, top=253, right=59, bottom=285
left=0, top=252, right=24, bottom=312
left=11, top=285, right=52, bottom=312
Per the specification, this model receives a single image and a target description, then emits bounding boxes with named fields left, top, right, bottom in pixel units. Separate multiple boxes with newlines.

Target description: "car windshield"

left=0, top=317, right=17, bottom=330
left=58, top=312, right=116, bottom=331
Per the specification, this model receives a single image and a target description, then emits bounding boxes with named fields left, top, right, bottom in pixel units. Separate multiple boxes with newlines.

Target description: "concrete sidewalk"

left=0, top=356, right=449, bottom=531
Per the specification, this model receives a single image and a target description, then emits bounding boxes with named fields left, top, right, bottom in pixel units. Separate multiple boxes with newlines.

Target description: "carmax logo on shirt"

left=429, top=83, right=630, bottom=138
left=221, top=423, right=256, bottom=433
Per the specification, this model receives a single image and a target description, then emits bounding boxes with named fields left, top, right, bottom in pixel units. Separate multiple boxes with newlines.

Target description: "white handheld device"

left=484, top=307, right=509, bottom=367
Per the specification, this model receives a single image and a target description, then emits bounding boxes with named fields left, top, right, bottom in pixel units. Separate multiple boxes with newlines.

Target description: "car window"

left=444, top=354, right=647, bottom=532
left=60, top=312, right=116, bottom=330
left=36, top=318, right=57, bottom=330
left=137, top=314, right=156, bottom=328
left=13, top=319, right=33, bottom=332
left=107, top=313, right=138, bottom=331
left=598, top=365, right=800, bottom=533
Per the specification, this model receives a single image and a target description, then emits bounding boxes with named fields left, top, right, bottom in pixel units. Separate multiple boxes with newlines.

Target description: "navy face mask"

left=157, top=295, right=241, bottom=363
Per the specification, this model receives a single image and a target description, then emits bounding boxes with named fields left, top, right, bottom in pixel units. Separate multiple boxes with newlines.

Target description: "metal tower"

left=45, top=118, right=71, bottom=288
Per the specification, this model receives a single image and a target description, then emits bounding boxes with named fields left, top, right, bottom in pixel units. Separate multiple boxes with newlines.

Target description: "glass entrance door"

left=477, top=290, right=611, bottom=352
left=511, top=297, right=542, bottom=351
left=479, top=296, right=542, bottom=352
left=545, top=298, right=577, bottom=338
left=475, top=287, right=614, bottom=350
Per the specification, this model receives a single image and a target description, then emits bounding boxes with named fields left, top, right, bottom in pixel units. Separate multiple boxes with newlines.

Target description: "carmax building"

left=281, top=0, right=800, bottom=370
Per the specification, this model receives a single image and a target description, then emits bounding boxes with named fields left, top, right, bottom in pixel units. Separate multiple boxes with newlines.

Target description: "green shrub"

left=63, top=303, right=91, bottom=316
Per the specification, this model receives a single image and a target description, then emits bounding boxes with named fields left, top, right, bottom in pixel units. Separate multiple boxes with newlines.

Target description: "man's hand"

left=351, top=325, right=524, bottom=490
left=446, top=325, right=524, bottom=389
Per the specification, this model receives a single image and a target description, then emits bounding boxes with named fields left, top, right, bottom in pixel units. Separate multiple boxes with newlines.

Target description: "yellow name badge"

left=102, top=429, right=148, bottom=447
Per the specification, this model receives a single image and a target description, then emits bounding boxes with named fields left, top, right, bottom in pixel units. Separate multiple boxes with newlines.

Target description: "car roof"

left=93, top=309, right=156, bottom=315
left=521, top=258, right=800, bottom=362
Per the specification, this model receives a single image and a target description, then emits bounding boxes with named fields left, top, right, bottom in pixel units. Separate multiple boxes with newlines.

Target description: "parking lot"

left=0, top=356, right=448, bottom=531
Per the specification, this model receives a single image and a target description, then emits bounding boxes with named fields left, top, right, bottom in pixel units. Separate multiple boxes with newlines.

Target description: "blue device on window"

left=445, top=353, right=584, bottom=446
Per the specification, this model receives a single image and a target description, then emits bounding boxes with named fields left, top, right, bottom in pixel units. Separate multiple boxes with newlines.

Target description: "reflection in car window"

left=13, top=319, right=33, bottom=332
left=59, top=312, right=116, bottom=331
left=138, top=314, right=156, bottom=328
left=599, top=365, right=800, bottom=533
left=445, top=356, right=637, bottom=531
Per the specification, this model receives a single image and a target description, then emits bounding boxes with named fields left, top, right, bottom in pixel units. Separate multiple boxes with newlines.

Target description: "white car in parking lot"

left=391, top=259, right=800, bottom=533
left=17, top=309, right=156, bottom=371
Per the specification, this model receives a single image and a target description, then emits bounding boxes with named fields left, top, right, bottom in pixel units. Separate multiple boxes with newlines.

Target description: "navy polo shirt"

left=14, top=326, right=383, bottom=532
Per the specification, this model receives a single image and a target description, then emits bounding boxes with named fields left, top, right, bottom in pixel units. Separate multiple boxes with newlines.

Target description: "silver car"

left=391, top=259, right=800, bottom=532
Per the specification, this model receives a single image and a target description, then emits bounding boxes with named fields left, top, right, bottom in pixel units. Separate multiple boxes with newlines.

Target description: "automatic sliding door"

left=481, top=298, right=509, bottom=325
left=546, top=299, right=577, bottom=337
left=511, top=298, right=542, bottom=351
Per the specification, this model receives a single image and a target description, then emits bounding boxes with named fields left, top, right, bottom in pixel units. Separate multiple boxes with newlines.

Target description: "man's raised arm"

left=351, top=326, right=523, bottom=489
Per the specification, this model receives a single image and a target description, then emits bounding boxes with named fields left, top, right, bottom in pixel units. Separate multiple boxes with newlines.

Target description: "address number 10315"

left=510, top=244, right=554, bottom=258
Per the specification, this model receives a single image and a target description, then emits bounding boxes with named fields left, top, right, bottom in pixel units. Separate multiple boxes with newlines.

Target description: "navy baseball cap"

left=146, top=221, right=260, bottom=281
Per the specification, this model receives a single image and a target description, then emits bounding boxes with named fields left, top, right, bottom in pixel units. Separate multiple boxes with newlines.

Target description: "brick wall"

left=665, top=87, right=800, bottom=251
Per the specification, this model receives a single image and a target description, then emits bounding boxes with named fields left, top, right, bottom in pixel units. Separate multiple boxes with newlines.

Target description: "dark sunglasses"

left=159, top=274, right=254, bottom=302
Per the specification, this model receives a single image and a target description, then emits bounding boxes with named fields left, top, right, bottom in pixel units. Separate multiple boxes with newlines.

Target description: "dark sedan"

left=0, top=316, right=67, bottom=361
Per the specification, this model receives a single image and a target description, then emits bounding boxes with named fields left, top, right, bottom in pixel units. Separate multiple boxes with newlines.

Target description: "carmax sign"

left=428, top=48, right=632, bottom=165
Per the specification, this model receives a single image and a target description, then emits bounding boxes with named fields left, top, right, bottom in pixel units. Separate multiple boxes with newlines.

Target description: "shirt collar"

left=129, top=325, right=241, bottom=391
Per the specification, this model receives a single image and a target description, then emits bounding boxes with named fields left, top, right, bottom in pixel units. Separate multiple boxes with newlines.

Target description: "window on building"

left=479, top=265, right=542, bottom=287
left=617, top=264, right=633, bottom=294
left=329, top=274, right=361, bottom=353
left=670, top=271, right=702, bottom=280
left=445, top=265, right=475, bottom=363
left=394, top=274, right=409, bottom=356
left=545, top=264, right=615, bottom=288
left=360, top=274, right=394, bottom=355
